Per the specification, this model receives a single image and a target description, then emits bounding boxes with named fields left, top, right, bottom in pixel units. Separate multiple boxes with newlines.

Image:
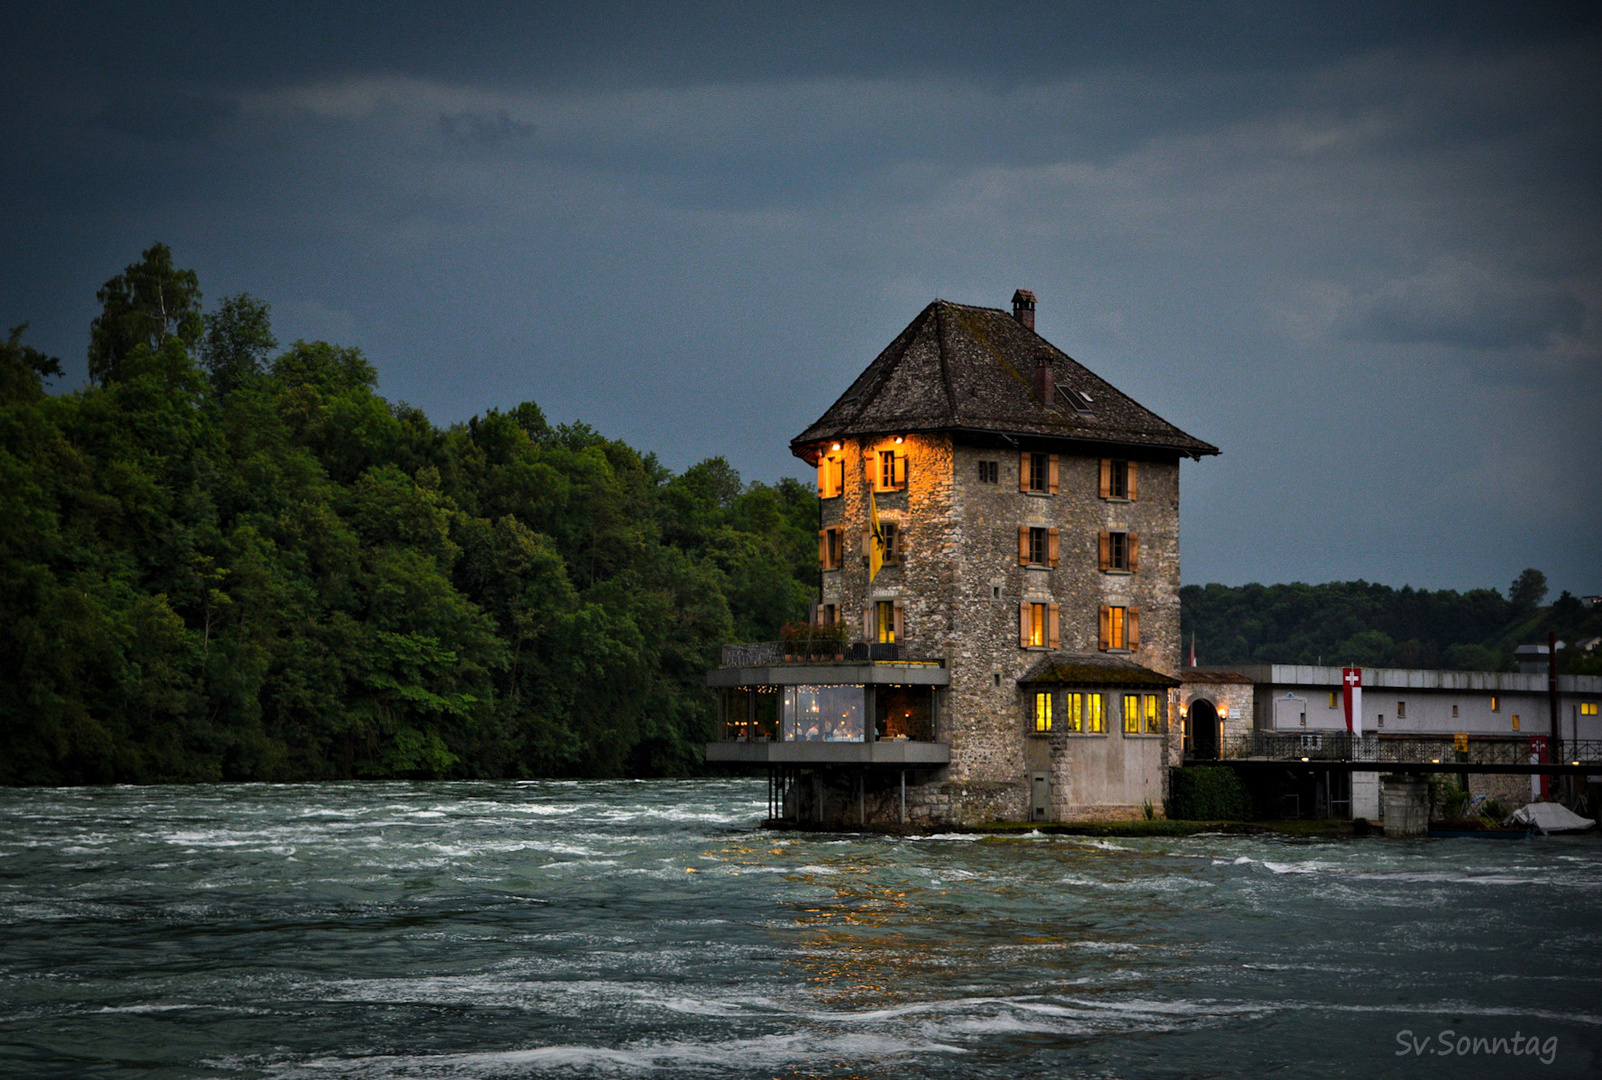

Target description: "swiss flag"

left=1342, top=667, right=1363, bottom=737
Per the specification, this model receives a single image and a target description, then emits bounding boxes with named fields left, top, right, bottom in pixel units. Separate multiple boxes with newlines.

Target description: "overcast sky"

left=3, top=2, right=1597, bottom=597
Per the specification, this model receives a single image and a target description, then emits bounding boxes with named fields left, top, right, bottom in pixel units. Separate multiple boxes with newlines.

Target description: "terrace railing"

left=1218, top=732, right=1602, bottom=768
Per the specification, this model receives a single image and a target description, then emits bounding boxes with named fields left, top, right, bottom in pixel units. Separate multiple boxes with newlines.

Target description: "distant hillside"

left=1179, top=571, right=1602, bottom=674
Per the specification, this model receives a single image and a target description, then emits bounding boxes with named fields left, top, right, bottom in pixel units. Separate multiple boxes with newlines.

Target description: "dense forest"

left=0, top=245, right=819, bottom=785
left=1180, top=572, right=1602, bottom=675
left=4, top=246, right=1596, bottom=786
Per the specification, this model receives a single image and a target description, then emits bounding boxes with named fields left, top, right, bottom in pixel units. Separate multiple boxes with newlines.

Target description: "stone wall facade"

left=815, top=433, right=1184, bottom=824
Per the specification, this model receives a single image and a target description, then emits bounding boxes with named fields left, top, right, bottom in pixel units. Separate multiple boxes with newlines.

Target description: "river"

left=1, top=779, right=1598, bottom=1078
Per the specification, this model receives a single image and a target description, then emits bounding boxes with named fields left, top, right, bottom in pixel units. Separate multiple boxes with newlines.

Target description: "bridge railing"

left=1219, top=732, right=1602, bottom=768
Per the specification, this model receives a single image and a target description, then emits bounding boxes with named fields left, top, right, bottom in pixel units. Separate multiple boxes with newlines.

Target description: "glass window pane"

left=782, top=685, right=865, bottom=742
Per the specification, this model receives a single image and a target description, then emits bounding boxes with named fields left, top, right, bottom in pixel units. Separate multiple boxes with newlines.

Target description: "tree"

left=1509, top=568, right=1548, bottom=611
left=87, top=243, right=202, bottom=385
left=201, top=293, right=276, bottom=392
left=0, top=324, right=63, bottom=404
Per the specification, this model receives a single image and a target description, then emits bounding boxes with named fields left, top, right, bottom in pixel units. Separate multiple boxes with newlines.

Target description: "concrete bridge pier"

left=1380, top=775, right=1429, bottom=837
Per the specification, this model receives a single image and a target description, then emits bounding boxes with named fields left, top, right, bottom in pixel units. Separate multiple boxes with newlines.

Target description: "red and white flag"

left=1342, top=667, right=1363, bottom=737
left=1188, top=633, right=1197, bottom=668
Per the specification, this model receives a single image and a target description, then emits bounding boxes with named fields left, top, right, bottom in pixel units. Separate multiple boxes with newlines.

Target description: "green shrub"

left=1166, top=766, right=1254, bottom=821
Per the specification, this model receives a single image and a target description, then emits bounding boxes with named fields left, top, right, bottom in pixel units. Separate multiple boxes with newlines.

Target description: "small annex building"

left=707, top=291, right=1217, bottom=825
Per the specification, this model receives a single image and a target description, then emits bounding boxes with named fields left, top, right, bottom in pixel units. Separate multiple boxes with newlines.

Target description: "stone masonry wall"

left=816, top=435, right=1184, bottom=825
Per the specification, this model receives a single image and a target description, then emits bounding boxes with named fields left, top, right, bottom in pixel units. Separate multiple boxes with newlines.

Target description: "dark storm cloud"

left=1350, top=282, right=1586, bottom=352
left=438, top=110, right=536, bottom=148
left=0, top=1, right=1598, bottom=596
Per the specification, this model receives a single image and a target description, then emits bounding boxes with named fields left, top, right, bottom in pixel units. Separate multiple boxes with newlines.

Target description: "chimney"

left=1011, top=288, right=1036, bottom=331
left=1034, top=347, right=1054, bottom=407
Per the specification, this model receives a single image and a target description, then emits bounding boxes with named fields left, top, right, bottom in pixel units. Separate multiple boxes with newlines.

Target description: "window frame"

left=819, top=526, right=843, bottom=571
left=876, top=448, right=908, bottom=492
left=1144, top=694, right=1161, bottom=733
left=1085, top=692, right=1105, bottom=734
left=1099, top=458, right=1136, bottom=500
left=1033, top=691, right=1053, bottom=733
left=1123, top=694, right=1139, bottom=734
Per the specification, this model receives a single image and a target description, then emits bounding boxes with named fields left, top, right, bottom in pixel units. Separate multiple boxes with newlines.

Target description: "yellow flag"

left=868, top=488, right=884, bottom=583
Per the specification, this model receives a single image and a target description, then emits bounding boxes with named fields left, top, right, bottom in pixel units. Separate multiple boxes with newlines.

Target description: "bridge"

left=1201, top=733, right=1602, bottom=775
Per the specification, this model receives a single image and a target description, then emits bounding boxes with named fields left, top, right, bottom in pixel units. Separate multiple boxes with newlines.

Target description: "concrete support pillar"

left=1381, top=775, right=1429, bottom=837
left=1351, top=771, right=1380, bottom=821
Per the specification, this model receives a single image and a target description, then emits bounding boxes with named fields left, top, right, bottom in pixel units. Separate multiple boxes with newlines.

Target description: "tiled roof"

left=792, top=300, right=1218, bottom=458
left=1016, top=653, right=1182, bottom=688
left=1179, top=670, right=1254, bottom=685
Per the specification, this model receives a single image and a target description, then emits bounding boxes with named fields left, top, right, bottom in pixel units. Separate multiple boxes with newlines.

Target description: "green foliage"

left=200, top=293, right=277, bottom=393
left=1166, top=766, right=1254, bottom=821
left=1, top=246, right=820, bottom=785
left=1181, top=575, right=1602, bottom=672
left=88, top=243, right=203, bottom=386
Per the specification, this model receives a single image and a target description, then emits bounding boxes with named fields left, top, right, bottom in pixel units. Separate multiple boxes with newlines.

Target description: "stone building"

left=707, top=291, right=1217, bottom=825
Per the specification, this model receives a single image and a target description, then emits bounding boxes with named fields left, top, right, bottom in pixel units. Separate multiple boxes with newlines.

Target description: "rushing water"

left=1, top=780, right=1599, bottom=1079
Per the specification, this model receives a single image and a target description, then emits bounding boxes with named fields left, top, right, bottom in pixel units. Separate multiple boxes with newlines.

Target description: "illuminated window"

left=1123, top=694, right=1139, bottom=734
left=1512, top=714, right=1520, bottom=731
left=1026, top=602, right=1047, bottom=648
left=877, top=448, right=907, bottom=491
left=1582, top=703, right=1599, bottom=716
left=1085, top=693, right=1105, bottom=734
left=1034, top=692, right=1053, bottom=733
left=1329, top=691, right=1338, bottom=708
left=1065, top=693, right=1083, bottom=732
left=817, top=456, right=845, bottom=499
left=1491, top=696, right=1499, bottom=712
left=1144, top=694, right=1161, bottom=733
left=1100, top=606, right=1129, bottom=650
left=1396, top=701, right=1406, bottom=718
left=876, top=601, right=896, bottom=644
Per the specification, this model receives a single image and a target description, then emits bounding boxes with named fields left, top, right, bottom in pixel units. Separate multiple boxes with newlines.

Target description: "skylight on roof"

left=1057, top=384, right=1094, bottom=415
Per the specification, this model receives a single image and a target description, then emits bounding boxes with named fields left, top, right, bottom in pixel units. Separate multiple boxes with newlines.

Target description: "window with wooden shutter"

left=818, top=529, right=828, bottom=569
left=1047, top=529, right=1059, bottom=567
left=892, top=600, right=905, bottom=643
left=1018, top=451, right=1030, bottom=492
left=874, top=600, right=897, bottom=644
left=1047, top=454, right=1059, bottom=494
left=876, top=449, right=908, bottom=492
left=1099, top=458, right=1111, bottom=498
left=1128, top=533, right=1139, bottom=573
left=818, top=457, right=844, bottom=499
left=1128, top=607, right=1140, bottom=650
left=1127, top=461, right=1137, bottom=500
left=1028, top=527, right=1047, bottom=566
left=1098, top=531, right=1110, bottom=571
left=1101, top=605, right=1128, bottom=650
left=1048, top=603, right=1060, bottom=649
left=1106, top=532, right=1129, bottom=571
left=880, top=521, right=900, bottom=563
left=1019, top=601, right=1031, bottom=647
left=863, top=606, right=874, bottom=641
left=1018, top=526, right=1030, bottom=566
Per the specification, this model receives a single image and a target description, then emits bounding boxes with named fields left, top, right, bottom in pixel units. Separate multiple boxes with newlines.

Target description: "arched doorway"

left=1187, top=699, right=1221, bottom=760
